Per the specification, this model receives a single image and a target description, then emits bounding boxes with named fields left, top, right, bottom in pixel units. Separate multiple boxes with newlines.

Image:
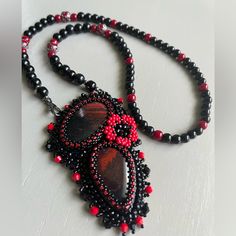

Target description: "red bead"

left=125, top=57, right=134, bottom=64
left=153, top=130, right=163, bottom=141
left=22, top=48, right=27, bottom=53
left=47, top=123, right=55, bottom=131
left=144, top=33, right=152, bottom=42
left=48, top=50, right=56, bottom=58
left=54, top=155, right=62, bottom=163
left=177, top=53, right=186, bottom=62
left=89, top=206, right=99, bottom=216
left=127, top=94, right=136, bottom=103
left=138, top=151, right=145, bottom=159
left=199, top=120, right=208, bottom=129
left=117, top=97, right=124, bottom=103
left=110, top=19, right=117, bottom=28
left=64, top=104, right=70, bottom=109
left=50, top=38, right=58, bottom=46
left=71, top=173, right=81, bottom=182
left=54, top=14, right=62, bottom=23
left=199, top=83, right=208, bottom=91
left=135, top=216, right=143, bottom=226
left=145, top=185, right=153, bottom=194
left=22, top=35, right=30, bottom=43
left=90, top=24, right=97, bottom=33
left=70, top=13, right=77, bottom=22
left=120, top=223, right=129, bottom=233
left=104, top=30, right=112, bottom=38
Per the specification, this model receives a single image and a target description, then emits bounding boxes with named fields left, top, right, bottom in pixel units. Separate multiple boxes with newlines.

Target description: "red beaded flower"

left=104, top=114, right=138, bottom=147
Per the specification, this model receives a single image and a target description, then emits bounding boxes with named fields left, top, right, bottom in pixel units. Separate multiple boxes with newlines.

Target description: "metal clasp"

left=42, top=96, right=61, bottom=116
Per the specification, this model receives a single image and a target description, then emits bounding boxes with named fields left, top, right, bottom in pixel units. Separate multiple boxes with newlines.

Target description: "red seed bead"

left=48, top=50, right=56, bottom=58
left=47, top=123, right=55, bottom=131
left=135, top=216, right=143, bottom=226
left=110, top=19, right=117, bottom=28
left=22, top=48, right=27, bottom=53
left=117, top=97, right=124, bottom=103
left=71, top=173, right=81, bottom=182
left=144, top=33, right=152, bottom=42
left=54, top=14, right=62, bottom=23
left=199, top=83, right=208, bottom=91
left=120, top=223, right=129, bottom=233
left=125, top=57, right=134, bottom=64
left=177, top=53, right=186, bottom=62
left=104, top=30, right=112, bottom=38
left=138, top=151, right=145, bottom=159
left=90, top=206, right=99, bottom=216
left=90, top=24, right=97, bottom=33
left=199, top=120, right=208, bottom=129
left=70, top=13, right=77, bottom=22
left=153, top=130, right=163, bottom=141
left=127, top=94, right=136, bottom=103
left=54, top=155, right=62, bottom=163
left=64, top=104, right=70, bottom=109
left=22, top=35, right=30, bottom=44
left=145, top=185, right=153, bottom=194
left=50, top=38, right=58, bottom=46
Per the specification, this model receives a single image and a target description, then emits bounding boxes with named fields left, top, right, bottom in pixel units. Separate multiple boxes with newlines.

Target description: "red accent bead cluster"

left=104, top=114, right=138, bottom=147
left=47, top=38, right=58, bottom=58
left=22, top=35, right=30, bottom=53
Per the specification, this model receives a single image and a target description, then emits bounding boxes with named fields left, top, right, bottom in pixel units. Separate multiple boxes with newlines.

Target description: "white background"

left=22, top=1, right=214, bottom=236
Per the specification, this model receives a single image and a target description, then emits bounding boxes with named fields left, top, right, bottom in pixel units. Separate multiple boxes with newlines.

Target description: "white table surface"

left=22, top=1, right=214, bottom=236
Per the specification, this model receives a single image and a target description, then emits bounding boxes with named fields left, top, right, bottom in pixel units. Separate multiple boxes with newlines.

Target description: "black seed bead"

left=40, top=18, right=48, bottom=27
left=22, top=53, right=28, bottom=60
left=35, top=22, right=43, bottom=31
left=59, top=29, right=68, bottom=39
left=60, top=65, right=70, bottom=76
left=133, top=28, right=140, bottom=37
left=74, top=23, right=82, bottom=33
left=187, top=62, right=195, bottom=70
left=110, top=32, right=119, bottom=41
left=201, top=90, right=211, bottom=97
left=104, top=18, right=111, bottom=26
left=23, top=30, right=33, bottom=38
left=84, top=13, right=92, bottom=21
left=202, top=102, right=211, bottom=110
left=29, top=26, right=37, bottom=35
left=139, top=120, right=148, bottom=130
left=67, top=70, right=76, bottom=79
left=195, top=71, right=204, bottom=80
left=191, top=67, right=200, bottom=75
left=167, top=46, right=175, bottom=54
left=115, top=22, right=123, bottom=30
left=127, top=88, right=135, bottom=94
left=171, top=134, right=181, bottom=144
left=28, top=77, right=42, bottom=89
left=25, top=65, right=35, bottom=74
left=137, top=31, right=145, bottom=39
left=46, top=15, right=55, bottom=25
left=49, top=55, right=60, bottom=65
left=82, top=23, right=91, bottom=32
left=127, top=63, right=135, bottom=71
left=36, top=86, right=48, bottom=98
left=150, top=37, right=158, bottom=46
left=197, top=77, right=207, bottom=85
left=98, top=15, right=105, bottom=23
left=180, top=134, right=190, bottom=143
left=118, top=42, right=128, bottom=51
left=126, top=82, right=134, bottom=89
left=77, top=12, right=85, bottom=20
left=201, top=109, right=210, bottom=117
left=195, top=127, right=203, bottom=135
left=134, top=114, right=143, bottom=122
left=202, top=116, right=211, bottom=123
left=203, top=96, right=212, bottom=104
left=127, top=26, right=135, bottom=35
left=121, top=24, right=129, bottom=32
left=188, top=130, right=197, bottom=139
left=52, top=62, right=62, bottom=72
left=71, top=73, right=85, bottom=85
left=26, top=72, right=37, bottom=79
left=162, top=133, right=172, bottom=143
left=126, top=75, right=135, bottom=82
left=145, top=126, right=154, bottom=135
left=122, top=48, right=131, bottom=57
left=85, top=80, right=97, bottom=92
left=128, top=102, right=137, bottom=110
left=183, top=58, right=191, bottom=66
left=65, top=24, right=74, bottom=34
left=172, top=49, right=180, bottom=57
left=53, top=33, right=62, bottom=42
left=91, top=14, right=99, bottom=23
left=161, top=42, right=168, bottom=51
left=22, top=59, right=30, bottom=68
left=156, top=40, right=163, bottom=48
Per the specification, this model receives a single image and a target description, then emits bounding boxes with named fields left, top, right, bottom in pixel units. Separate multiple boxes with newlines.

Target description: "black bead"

left=91, top=14, right=99, bottom=23
left=115, top=22, right=123, bottom=30
left=59, top=29, right=68, bottom=39
left=25, top=65, right=35, bottom=74
left=195, top=72, right=204, bottom=80
left=59, top=65, right=70, bottom=76
left=202, top=102, right=211, bottom=110
left=133, top=107, right=140, bottom=114
left=53, top=33, right=62, bottom=42
left=202, top=116, right=211, bottom=123
left=127, top=63, right=135, bottom=71
left=121, top=24, right=129, bottom=32
left=126, top=82, right=134, bottom=89
left=40, top=18, right=48, bottom=27
left=85, top=80, right=97, bottom=91
left=46, top=15, right=55, bottom=25
left=172, top=49, right=180, bottom=57
left=161, top=42, right=168, bottom=51
left=183, top=58, right=191, bottom=66
left=35, top=22, right=43, bottom=31
left=126, top=75, right=135, bottom=82
left=52, top=62, right=62, bottom=72
left=191, top=67, right=200, bottom=75
left=74, top=23, right=82, bottom=33
left=201, top=90, right=211, bottom=97
left=127, top=88, right=135, bottom=94
left=98, top=15, right=105, bottom=23
left=84, top=13, right=92, bottom=21
left=138, top=31, right=145, bottom=39
left=134, top=114, right=143, bottom=122
left=180, top=134, right=190, bottom=143
left=139, top=120, right=148, bottom=130
left=171, top=135, right=181, bottom=144
left=156, top=40, right=163, bottom=48
left=28, top=77, right=42, bottom=89
left=203, top=96, right=212, bottom=104
left=143, top=165, right=150, bottom=176
left=77, top=12, right=85, bottom=20
left=198, top=77, right=207, bottom=85
left=167, top=46, right=175, bottom=54
left=145, top=126, right=154, bottom=135
left=188, top=130, right=197, bottom=139
left=26, top=72, right=37, bottom=80
left=104, top=18, right=111, bottom=26
left=128, top=102, right=137, bottom=110
left=127, top=26, right=135, bottom=35
left=150, top=37, right=158, bottom=46
left=22, top=53, right=28, bottom=60
left=71, top=73, right=85, bottom=85
left=22, top=59, right=30, bottom=68
left=36, top=86, right=48, bottom=98
left=67, top=70, right=76, bottom=79
left=65, top=24, right=74, bottom=34
left=29, top=26, right=37, bottom=35
left=201, top=109, right=210, bottom=117
left=133, top=28, right=140, bottom=37
left=23, top=30, right=33, bottom=38
left=110, top=32, right=119, bottom=41
left=82, top=23, right=91, bottom=32
left=162, top=133, right=172, bottom=143
left=195, top=127, right=203, bottom=135
left=49, top=55, right=60, bottom=65
left=187, top=62, right=195, bottom=70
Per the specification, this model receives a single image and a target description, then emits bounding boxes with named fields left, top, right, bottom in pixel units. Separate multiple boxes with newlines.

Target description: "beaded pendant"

left=45, top=90, right=152, bottom=235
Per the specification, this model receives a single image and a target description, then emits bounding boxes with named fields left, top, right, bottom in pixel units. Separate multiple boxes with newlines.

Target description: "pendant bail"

left=42, top=96, right=61, bottom=116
